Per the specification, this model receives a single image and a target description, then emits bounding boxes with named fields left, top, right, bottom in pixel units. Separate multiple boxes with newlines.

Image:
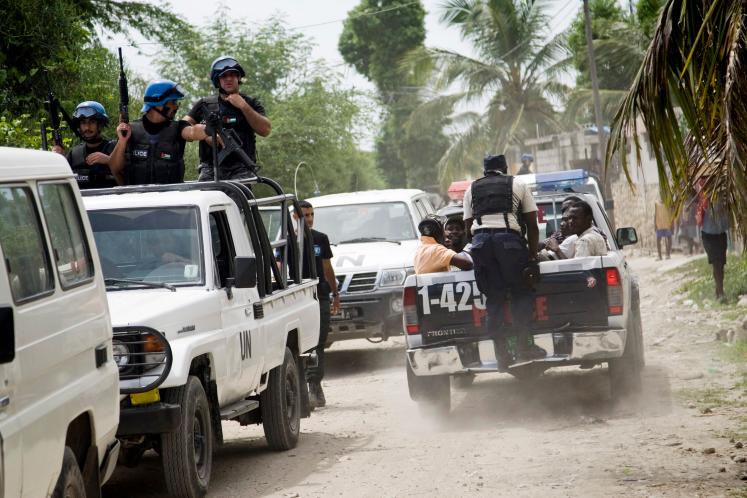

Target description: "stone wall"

left=611, top=179, right=661, bottom=256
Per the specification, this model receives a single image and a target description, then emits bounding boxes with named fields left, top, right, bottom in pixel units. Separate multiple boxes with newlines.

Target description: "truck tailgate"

left=414, top=258, right=611, bottom=345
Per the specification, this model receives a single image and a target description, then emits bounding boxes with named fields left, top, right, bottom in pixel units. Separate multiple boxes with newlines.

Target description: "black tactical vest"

left=126, top=120, right=184, bottom=185
left=197, top=95, right=256, bottom=165
left=471, top=173, right=515, bottom=224
left=69, top=143, right=118, bottom=189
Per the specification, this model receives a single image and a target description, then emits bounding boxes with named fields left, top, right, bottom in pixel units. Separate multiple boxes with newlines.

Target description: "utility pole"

left=582, top=0, right=614, bottom=222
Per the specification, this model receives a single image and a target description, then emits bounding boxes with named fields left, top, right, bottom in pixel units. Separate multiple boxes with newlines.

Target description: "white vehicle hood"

left=331, top=240, right=418, bottom=273
left=107, top=288, right=221, bottom=338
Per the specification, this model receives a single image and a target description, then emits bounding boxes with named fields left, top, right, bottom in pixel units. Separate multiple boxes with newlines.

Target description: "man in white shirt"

left=463, top=155, right=544, bottom=368
left=567, top=201, right=607, bottom=257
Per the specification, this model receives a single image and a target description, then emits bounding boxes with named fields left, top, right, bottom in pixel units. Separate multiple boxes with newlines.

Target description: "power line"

left=117, top=1, right=421, bottom=48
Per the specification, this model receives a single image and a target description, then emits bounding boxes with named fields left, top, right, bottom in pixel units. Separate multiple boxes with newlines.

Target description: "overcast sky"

left=107, top=0, right=581, bottom=90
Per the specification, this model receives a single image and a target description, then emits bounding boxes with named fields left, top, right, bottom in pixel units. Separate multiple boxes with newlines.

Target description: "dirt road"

left=105, top=255, right=747, bottom=497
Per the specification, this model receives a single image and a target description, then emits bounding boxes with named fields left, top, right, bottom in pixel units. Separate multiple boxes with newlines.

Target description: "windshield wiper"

left=105, top=278, right=177, bottom=292
left=337, top=237, right=401, bottom=245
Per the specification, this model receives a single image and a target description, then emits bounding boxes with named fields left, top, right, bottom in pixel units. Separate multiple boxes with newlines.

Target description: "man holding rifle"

left=109, top=79, right=211, bottom=185
left=184, top=55, right=272, bottom=181
left=51, top=101, right=118, bottom=189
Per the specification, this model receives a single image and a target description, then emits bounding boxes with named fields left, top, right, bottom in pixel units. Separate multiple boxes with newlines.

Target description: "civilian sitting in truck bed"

left=414, top=215, right=473, bottom=274
left=566, top=201, right=608, bottom=257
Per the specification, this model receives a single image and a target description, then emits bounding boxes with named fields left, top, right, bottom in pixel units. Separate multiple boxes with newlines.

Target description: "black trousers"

left=307, top=295, right=330, bottom=383
left=197, top=162, right=254, bottom=181
left=470, top=231, right=533, bottom=341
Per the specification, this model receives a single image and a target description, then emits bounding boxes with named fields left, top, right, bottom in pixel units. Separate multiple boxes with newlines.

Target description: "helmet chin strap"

left=82, top=135, right=102, bottom=144
left=154, top=105, right=175, bottom=121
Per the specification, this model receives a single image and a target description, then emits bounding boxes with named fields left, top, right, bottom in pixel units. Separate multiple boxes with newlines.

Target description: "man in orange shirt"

left=414, top=215, right=473, bottom=274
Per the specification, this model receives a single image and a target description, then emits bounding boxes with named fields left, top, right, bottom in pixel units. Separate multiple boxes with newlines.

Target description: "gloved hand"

left=523, top=259, right=541, bottom=289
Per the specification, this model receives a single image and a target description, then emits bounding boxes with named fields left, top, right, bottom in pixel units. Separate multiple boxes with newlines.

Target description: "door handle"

left=0, top=396, right=10, bottom=410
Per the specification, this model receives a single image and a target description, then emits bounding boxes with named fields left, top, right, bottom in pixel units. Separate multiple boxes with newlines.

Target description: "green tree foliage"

left=159, top=16, right=383, bottom=197
left=409, top=0, right=567, bottom=184
left=339, top=0, right=447, bottom=189
left=1, top=0, right=187, bottom=113
left=564, top=0, right=665, bottom=124
left=608, top=0, right=747, bottom=238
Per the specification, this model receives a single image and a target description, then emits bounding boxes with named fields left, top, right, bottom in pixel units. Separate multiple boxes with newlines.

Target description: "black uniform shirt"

left=302, top=229, right=334, bottom=295
left=66, top=139, right=117, bottom=189
left=187, top=94, right=266, bottom=166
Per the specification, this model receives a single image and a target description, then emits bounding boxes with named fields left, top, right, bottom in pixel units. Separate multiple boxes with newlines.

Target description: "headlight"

left=112, top=340, right=130, bottom=367
left=380, top=269, right=407, bottom=287
left=113, top=327, right=172, bottom=394
left=391, top=296, right=403, bottom=313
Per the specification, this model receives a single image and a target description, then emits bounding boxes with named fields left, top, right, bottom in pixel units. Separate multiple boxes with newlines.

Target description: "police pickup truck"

left=404, top=191, right=643, bottom=413
left=82, top=178, right=320, bottom=498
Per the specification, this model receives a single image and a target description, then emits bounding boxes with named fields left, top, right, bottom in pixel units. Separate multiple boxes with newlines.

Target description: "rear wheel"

left=52, top=447, right=86, bottom=498
left=452, top=373, right=476, bottom=389
left=406, top=360, right=450, bottom=415
left=608, top=293, right=643, bottom=400
left=261, top=347, right=301, bottom=450
left=161, top=376, right=213, bottom=498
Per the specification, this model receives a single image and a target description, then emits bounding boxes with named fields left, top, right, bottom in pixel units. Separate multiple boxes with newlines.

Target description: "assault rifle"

left=42, top=88, right=81, bottom=149
left=205, top=99, right=258, bottom=181
left=117, top=48, right=129, bottom=137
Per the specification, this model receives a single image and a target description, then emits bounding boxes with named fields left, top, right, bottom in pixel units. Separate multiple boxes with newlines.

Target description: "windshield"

left=313, top=202, right=416, bottom=244
left=88, top=207, right=203, bottom=286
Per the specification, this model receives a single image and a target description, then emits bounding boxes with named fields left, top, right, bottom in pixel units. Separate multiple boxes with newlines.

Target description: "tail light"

left=402, top=286, right=419, bottom=334
left=606, top=268, right=623, bottom=315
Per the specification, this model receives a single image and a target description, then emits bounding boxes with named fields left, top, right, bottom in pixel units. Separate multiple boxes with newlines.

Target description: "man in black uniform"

left=185, top=56, right=272, bottom=181
left=109, top=79, right=210, bottom=185
left=52, top=101, right=118, bottom=189
left=294, top=200, right=340, bottom=408
left=463, top=155, right=544, bottom=369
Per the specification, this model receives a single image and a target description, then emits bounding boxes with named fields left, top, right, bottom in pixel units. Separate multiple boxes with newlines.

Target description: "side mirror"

left=0, top=306, right=14, bottom=364
left=616, top=227, right=638, bottom=247
left=234, top=257, right=258, bottom=288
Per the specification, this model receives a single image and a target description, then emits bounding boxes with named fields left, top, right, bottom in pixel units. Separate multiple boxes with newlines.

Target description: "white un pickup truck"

left=404, top=191, right=644, bottom=413
left=82, top=178, right=320, bottom=498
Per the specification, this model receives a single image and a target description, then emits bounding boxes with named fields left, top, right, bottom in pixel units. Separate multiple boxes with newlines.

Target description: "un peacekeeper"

left=109, top=79, right=210, bottom=185
left=463, top=154, right=545, bottom=370
left=184, top=56, right=272, bottom=181
left=52, top=101, right=118, bottom=188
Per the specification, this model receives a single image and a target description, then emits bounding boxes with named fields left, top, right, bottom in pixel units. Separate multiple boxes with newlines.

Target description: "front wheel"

left=261, top=347, right=301, bottom=450
left=52, top=447, right=86, bottom=498
left=161, top=376, right=213, bottom=498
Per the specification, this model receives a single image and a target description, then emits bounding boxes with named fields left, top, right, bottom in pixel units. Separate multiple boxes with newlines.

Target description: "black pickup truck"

left=404, top=192, right=644, bottom=413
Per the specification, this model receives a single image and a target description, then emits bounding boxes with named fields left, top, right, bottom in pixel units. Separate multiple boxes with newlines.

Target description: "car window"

left=210, top=211, right=236, bottom=288
left=413, top=199, right=428, bottom=220
left=38, top=183, right=94, bottom=289
left=0, top=186, right=54, bottom=302
left=313, top=202, right=417, bottom=244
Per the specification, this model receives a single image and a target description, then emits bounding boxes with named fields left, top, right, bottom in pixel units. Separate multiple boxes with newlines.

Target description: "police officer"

left=52, top=101, right=118, bottom=189
left=517, top=153, right=533, bottom=175
left=109, top=79, right=210, bottom=185
left=184, top=56, right=272, bottom=181
left=463, top=154, right=544, bottom=369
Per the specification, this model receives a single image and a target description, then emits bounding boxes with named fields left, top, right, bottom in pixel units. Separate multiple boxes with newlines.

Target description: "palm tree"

left=408, top=0, right=568, bottom=184
left=607, top=0, right=747, bottom=235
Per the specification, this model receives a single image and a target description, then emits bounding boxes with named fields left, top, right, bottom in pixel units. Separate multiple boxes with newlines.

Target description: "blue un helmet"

left=210, top=56, right=246, bottom=88
left=140, top=79, right=186, bottom=113
left=73, top=101, right=109, bottom=126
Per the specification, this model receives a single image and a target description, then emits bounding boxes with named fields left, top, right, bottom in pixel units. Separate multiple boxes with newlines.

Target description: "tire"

left=161, top=376, right=213, bottom=498
left=452, top=373, right=476, bottom=389
left=52, top=447, right=86, bottom=498
left=261, top=347, right=301, bottom=451
left=508, top=364, right=547, bottom=381
left=406, top=360, right=450, bottom=415
left=608, top=294, right=643, bottom=400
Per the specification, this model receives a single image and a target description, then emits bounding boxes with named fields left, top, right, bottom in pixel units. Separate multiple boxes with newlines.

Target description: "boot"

left=309, top=381, right=326, bottom=408
left=515, top=336, right=546, bottom=363
left=493, top=338, right=511, bottom=373
left=308, top=381, right=319, bottom=409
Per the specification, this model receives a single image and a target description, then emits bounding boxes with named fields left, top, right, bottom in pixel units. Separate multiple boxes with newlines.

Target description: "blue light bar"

left=533, top=169, right=588, bottom=184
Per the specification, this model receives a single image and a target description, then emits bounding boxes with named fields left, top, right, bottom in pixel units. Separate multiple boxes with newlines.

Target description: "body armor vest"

left=471, top=173, right=515, bottom=225
left=126, top=120, right=184, bottom=185
left=70, top=143, right=117, bottom=189
left=198, top=95, right=256, bottom=165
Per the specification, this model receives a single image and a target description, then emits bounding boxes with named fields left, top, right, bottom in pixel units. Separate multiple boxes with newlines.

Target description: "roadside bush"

left=677, top=255, right=747, bottom=305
